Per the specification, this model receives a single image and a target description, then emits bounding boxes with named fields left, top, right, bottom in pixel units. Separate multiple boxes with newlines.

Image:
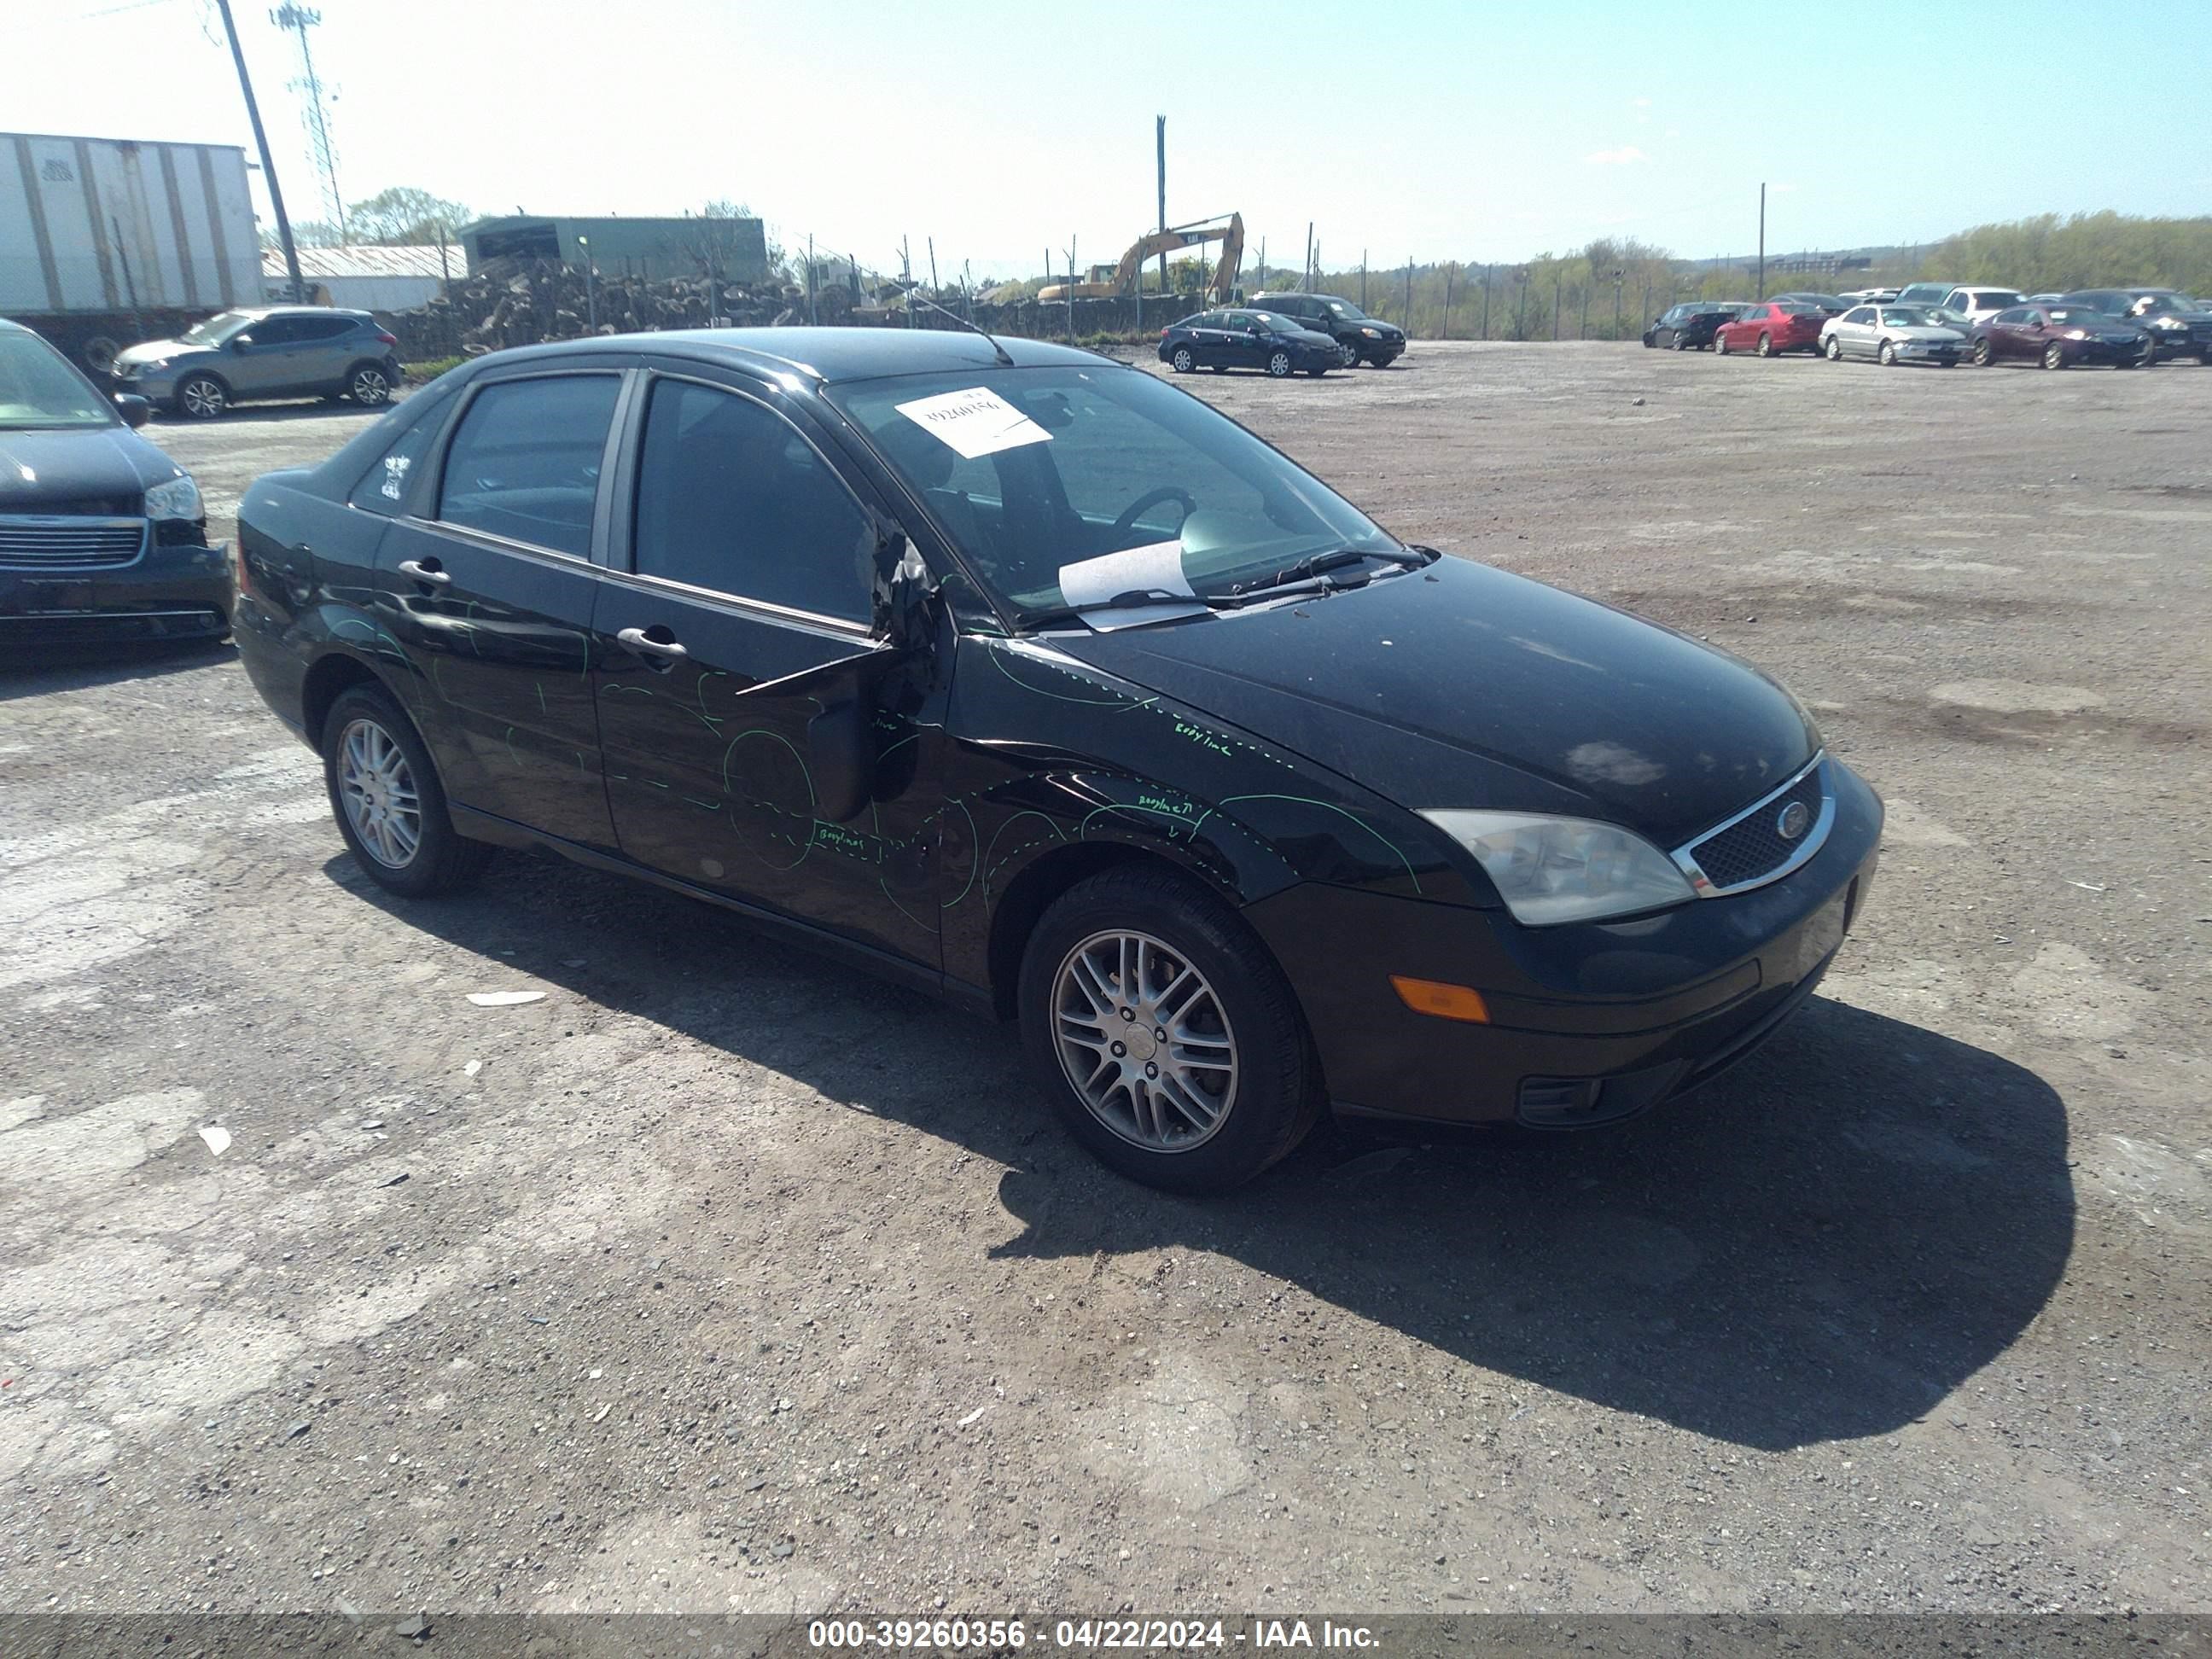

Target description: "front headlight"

left=1360, top=326, right=1380, bottom=337
left=2154, top=317, right=2182, bottom=329
left=2064, top=329, right=2088, bottom=341
left=143, top=473, right=202, bottom=521
left=1419, top=810, right=1696, bottom=927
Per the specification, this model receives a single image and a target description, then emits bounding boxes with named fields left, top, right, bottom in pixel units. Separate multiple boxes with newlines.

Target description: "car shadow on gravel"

left=0, top=637, right=232, bottom=701
left=342, top=847, right=2072, bottom=1454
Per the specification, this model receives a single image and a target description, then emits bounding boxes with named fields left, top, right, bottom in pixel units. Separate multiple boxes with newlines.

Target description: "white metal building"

left=259, top=244, right=465, bottom=312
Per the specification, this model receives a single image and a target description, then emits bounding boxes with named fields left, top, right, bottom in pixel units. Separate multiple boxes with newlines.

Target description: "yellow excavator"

left=1038, top=213, right=1244, bottom=304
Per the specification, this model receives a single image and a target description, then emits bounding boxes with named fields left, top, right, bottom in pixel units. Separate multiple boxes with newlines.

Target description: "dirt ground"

left=3, top=342, right=2207, bottom=1621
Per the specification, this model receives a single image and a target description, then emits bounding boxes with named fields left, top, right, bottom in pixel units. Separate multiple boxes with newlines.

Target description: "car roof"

left=238, top=305, right=373, bottom=320
left=461, top=326, right=1115, bottom=385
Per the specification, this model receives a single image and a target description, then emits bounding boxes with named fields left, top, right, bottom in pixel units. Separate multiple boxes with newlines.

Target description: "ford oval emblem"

left=1776, top=800, right=1812, bottom=842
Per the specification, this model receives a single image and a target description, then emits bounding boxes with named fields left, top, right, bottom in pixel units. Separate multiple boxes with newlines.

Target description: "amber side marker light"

left=1389, top=975, right=1491, bottom=1024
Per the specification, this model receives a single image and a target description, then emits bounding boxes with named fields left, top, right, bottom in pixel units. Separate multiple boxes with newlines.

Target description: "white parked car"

left=1819, top=304, right=1968, bottom=367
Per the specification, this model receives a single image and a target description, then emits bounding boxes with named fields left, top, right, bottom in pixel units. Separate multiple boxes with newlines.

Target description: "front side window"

left=436, top=375, right=619, bottom=557
left=349, top=385, right=457, bottom=516
left=833, top=364, right=1394, bottom=621
left=631, top=378, right=875, bottom=624
left=0, top=329, right=115, bottom=429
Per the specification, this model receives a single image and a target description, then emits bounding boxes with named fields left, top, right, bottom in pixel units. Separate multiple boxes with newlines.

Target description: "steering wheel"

left=1110, top=486, right=1197, bottom=540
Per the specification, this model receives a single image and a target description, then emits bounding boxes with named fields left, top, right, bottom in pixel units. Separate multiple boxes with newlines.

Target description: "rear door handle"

left=617, top=626, right=688, bottom=660
left=397, top=559, right=450, bottom=585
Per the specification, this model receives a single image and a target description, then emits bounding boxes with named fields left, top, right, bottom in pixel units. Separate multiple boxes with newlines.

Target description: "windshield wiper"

left=1227, top=545, right=1430, bottom=601
left=1016, top=587, right=1219, bottom=632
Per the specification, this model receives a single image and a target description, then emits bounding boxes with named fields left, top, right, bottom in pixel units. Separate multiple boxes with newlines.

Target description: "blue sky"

left=16, top=0, right=2209, bottom=279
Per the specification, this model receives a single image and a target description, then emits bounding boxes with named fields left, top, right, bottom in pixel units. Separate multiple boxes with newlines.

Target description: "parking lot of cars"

left=3, top=340, right=2208, bottom=1616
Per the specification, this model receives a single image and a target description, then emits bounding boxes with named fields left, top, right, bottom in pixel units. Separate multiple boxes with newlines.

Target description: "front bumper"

left=1244, top=758, right=1883, bottom=1130
left=1892, top=341, right=1960, bottom=363
left=0, top=541, right=232, bottom=643
left=1358, top=337, right=1406, bottom=363
left=2069, top=339, right=2148, bottom=365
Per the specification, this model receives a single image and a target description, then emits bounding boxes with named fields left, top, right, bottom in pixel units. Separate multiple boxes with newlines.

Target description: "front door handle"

left=397, top=558, right=450, bottom=585
left=617, top=626, right=688, bottom=661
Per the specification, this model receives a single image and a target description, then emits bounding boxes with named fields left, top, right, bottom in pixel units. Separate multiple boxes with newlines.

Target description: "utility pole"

left=1442, top=262, right=1454, bottom=341
left=1067, top=236, right=1077, bottom=343
left=1551, top=278, right=1561, bottom=341
left=901, top=236, right=912, bottom=326
left=1405, top=255, right=1412, bottom=329
left=578, top=235, right=596, bottom=331
left=1613, top=267, right=1626, bottom=338
left=1304, top=223, right=1313, bottom=292
left=1155, top=115, right=1168, bottom=309
left=271, top=4, right=344, bottom=243
left=1359, top=252, right=1367, bottom=311
left=1481, top=265, right=1492, bottom=340
left=1756, top=183, right=1767, bottom=300
left=806, top=233, right=817, bottom=325
left=1257, top=236, right=1265, bottom=291
left=215, top=0, right=304, bottom=302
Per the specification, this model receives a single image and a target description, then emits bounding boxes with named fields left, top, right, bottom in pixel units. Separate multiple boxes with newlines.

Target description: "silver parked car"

left=1820, top=305, right=1967, bottom=367
left=109, top=306, right=401, bottom=420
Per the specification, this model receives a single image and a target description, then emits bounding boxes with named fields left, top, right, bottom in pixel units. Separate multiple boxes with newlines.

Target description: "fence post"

left=1442, top=262, right=1454, bottom=341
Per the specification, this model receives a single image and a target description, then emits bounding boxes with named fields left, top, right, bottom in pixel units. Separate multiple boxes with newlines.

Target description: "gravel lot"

left=3, top=343, right=2207, bottom=1619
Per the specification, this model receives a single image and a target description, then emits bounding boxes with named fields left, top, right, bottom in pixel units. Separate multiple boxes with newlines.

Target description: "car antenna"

left=905, top=292, right=1016, bottom=368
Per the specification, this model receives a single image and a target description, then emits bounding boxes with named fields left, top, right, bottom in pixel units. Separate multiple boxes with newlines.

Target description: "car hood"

left=0, top=424, right=179, bottom=510
left=113, top=338, right=204, bottom=366
left=1051, top=556, right=1819, bottom=849
left=1279, top=326, right=1340, bottom=347
left=1348, top=319, right=1405, bottom=340
left=1885, top=326, right=1964, bottom=342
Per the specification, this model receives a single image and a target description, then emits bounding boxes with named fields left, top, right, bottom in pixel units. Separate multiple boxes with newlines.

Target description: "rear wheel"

left=1878, top=341, right=1898, bottom=367
left=1266, top=349, right=1293, bottom=378
left=321, top=684, right=495, bottom=898
left=346, top=363, right=393, bottom=405
left=1169, top=345, right=1195, bottom=373
left=1019, top=867, right=1321, bottom=1193
left=1825, top=335, right=1844, bottom=362
left=1972, top=338, right=1993, bottom=367
left=1671, top=334, right=1689, bottom=351
left=1755, top=332, right=1774, bottom=357
left=2042, top=341, right=2066, bottom=370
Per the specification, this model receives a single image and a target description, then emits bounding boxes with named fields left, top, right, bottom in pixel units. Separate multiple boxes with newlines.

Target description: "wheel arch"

left=176, top=366, right=233, bottom=398
left=301, top=647, right=402, bottom=751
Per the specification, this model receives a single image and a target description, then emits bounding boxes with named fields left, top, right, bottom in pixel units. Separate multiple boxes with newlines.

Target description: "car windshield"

left=1324, top=299, right=1367, bottom=319
left=1787, top=294, right=1844, bottom=309
left=0, top=332, right=116, bottom=429
left=1777, top=304, right=1824, bottom=316
left=830, top=364, right=1400, bottom=622
left=178, top=311, right=256, bottom=346
left=2127, top=294, right=2186, bottom=317
left=1969, top=292, right=2023, bottom=307
left=1878, top=308, right=1932, bottom=327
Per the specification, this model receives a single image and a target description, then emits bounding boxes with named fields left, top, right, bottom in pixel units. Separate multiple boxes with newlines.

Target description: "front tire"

left=2042, top=341, right=2066, bottom=370
left=177, top=374, right=227, bottom=420
left=1972, top=338, right=1993, bottom=366
left=1714, top=333, right=1732, bottom=356
left=321, top=684, right=495, bottom=898
left=1338, top=339, right=1361, bottom=368
left=1169, top=345, right=1195, bottom=373
left=1755, top=332, right=1774, bottom=357
left=1671, top=335, right=1689, bottom=351
left=1825, top=335, right=1843, bottom=361
left=1878, top=341, right=1898, bottom=367
left=1018, top=868, right=1321, bottom=1193
left=1266, top=349, right=1293, bottom=378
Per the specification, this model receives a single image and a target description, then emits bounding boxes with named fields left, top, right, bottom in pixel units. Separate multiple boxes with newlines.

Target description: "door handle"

left=617, top=626, right=688, bottom=661
left=397, top=559, right=449, bottom=585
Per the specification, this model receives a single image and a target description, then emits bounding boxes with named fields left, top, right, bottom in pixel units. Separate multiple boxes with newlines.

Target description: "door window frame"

left=602, top=366, right=883, bottom=640
left=416, top=363, right=637, bottom=567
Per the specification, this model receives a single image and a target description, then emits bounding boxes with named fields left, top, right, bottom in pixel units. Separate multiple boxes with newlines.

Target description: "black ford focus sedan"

left=231, top=328, right=1880, bottom=1192
left=1, top=318, right=230, bottom=645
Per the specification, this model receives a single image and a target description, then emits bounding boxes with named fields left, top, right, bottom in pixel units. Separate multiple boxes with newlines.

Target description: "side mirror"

left=230, top=335, right=253, bottom=352
left=870, top=531, right=937, bottom=653
left=806, top=696, right=875, bottom=824
left=113, top=393, right=150, bottom=428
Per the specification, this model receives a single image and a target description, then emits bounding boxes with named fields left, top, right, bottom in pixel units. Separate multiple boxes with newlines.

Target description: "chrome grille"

left=0, top=515, right=147, bottom=569
left=1675, top=755, right=1832, bottom=897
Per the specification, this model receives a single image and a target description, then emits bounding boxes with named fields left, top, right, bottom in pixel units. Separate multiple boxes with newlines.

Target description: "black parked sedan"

left=232, top=328, right=1881, bottom=1192
left=1641, top=304, right=1743, bottom=350
left=0, top=318, right=230, bottom=645
left=1158, top=309, right=1340, bottom=377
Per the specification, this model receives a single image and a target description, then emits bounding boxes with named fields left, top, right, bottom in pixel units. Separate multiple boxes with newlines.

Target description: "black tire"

left=1338, top=338, right=1362, bottom=368
left=346, top=361, right=393, bottom=405
left=1017, top=866, right=1323, bottom=1193
left=320, top=684, right=495, bottom=898
left=1714, top=332, right=1732, bottom=356
left=1169, top=345, right=1195, bottom=373
left=1825, top=335, right=1843, bottom=361
left=1755, top=332, right=1774, bottom=357
left=1266, top=349, right=1293, bottom=378
left=1878, top=341, right=1898, bottom=367
left=176, top=373, right=228, bottom=420
left=1972, top=338, right=1993, bottom=367
left=2042, top=341, right=2066, bottom=370
left=1671, top=335, right=1689, bottom=351
left=1305, top=365, right=1328, bottom=376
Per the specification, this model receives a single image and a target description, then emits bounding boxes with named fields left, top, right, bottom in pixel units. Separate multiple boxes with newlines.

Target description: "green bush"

left=402, top=356, right=464, bottom=383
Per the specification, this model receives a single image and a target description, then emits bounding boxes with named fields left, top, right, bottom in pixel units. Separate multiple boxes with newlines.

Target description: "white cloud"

left=1585, top=145, right=1649, bottom=166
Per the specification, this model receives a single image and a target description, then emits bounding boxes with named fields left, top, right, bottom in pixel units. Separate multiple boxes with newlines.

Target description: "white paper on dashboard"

left=893, top=386, right=1053, bottom=460
left=1055, top=539, right=1208, bottom=631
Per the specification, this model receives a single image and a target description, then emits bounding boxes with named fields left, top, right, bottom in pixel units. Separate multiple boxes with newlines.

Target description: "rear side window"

left=1843, top=307, right=1874, bottom=324
left=348, top=388, right=456, bottom=516
left=436, top=375, right=620, bottom=557
left=631, top=378, right=874, bottom=624
left=1992, top=307, right=2029, bottom=324
left=297, top=316, right=354, bottom=341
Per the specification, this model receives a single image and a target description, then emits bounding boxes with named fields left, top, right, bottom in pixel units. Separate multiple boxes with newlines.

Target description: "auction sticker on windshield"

left=894, top=386, right=1053, bottom=459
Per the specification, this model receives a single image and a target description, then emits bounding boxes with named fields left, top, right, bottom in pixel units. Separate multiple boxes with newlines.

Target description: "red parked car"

left=1714, top=302, right=1827, bottom=358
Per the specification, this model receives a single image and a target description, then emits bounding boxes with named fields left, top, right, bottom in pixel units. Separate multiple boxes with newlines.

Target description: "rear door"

left=372, top=364, right=626, bottom=847
left=288, top=313, right=360, bottom=393
left=225, top=314, right=302, bottom=397
left=588, top=366, right=944, bottom=969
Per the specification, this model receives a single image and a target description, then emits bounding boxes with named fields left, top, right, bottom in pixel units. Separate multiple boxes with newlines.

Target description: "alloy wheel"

left=1339, top=340, right=1360, bottom=367
left=1267, top=350, right=1292, bottom=377
left=179, top=376, right=225, bottom=419
left=2043, top=342, right=2064, bottom=370
left=1973, top=339, right=1992, bottom=366
left=1756, top=333, right=1773, bottom=357
left=351, top=367, right=391, bottom=405
left=1879, top=341, right=1897, bottom=366
left=1051, top=929, right=1239, bottom=1153
left=1171, top=346, right=1194, bottom=372
left=337, top=718, right=423, bottom=870
left=1826, top=336, right=1842, bottom=361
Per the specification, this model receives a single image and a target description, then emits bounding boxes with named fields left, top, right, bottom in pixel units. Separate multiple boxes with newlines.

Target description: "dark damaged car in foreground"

left=1, top=318, right=230, bottom=645
left=229, top=328, right=1882, bottom=1192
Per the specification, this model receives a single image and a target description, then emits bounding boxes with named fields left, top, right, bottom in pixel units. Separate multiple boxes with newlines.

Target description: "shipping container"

left=2, top=131, right=265, bottom=371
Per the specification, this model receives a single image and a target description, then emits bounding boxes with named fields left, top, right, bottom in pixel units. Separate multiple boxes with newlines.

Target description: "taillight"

left=1161, top=328, right=1169, bottom=338
left=375, top=330, right=398, bottom=346
left=233, top=539, right=254, bottom=602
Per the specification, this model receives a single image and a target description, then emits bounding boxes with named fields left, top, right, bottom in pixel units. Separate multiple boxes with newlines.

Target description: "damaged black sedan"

left=230, top=328, right=1881, bottom=1192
